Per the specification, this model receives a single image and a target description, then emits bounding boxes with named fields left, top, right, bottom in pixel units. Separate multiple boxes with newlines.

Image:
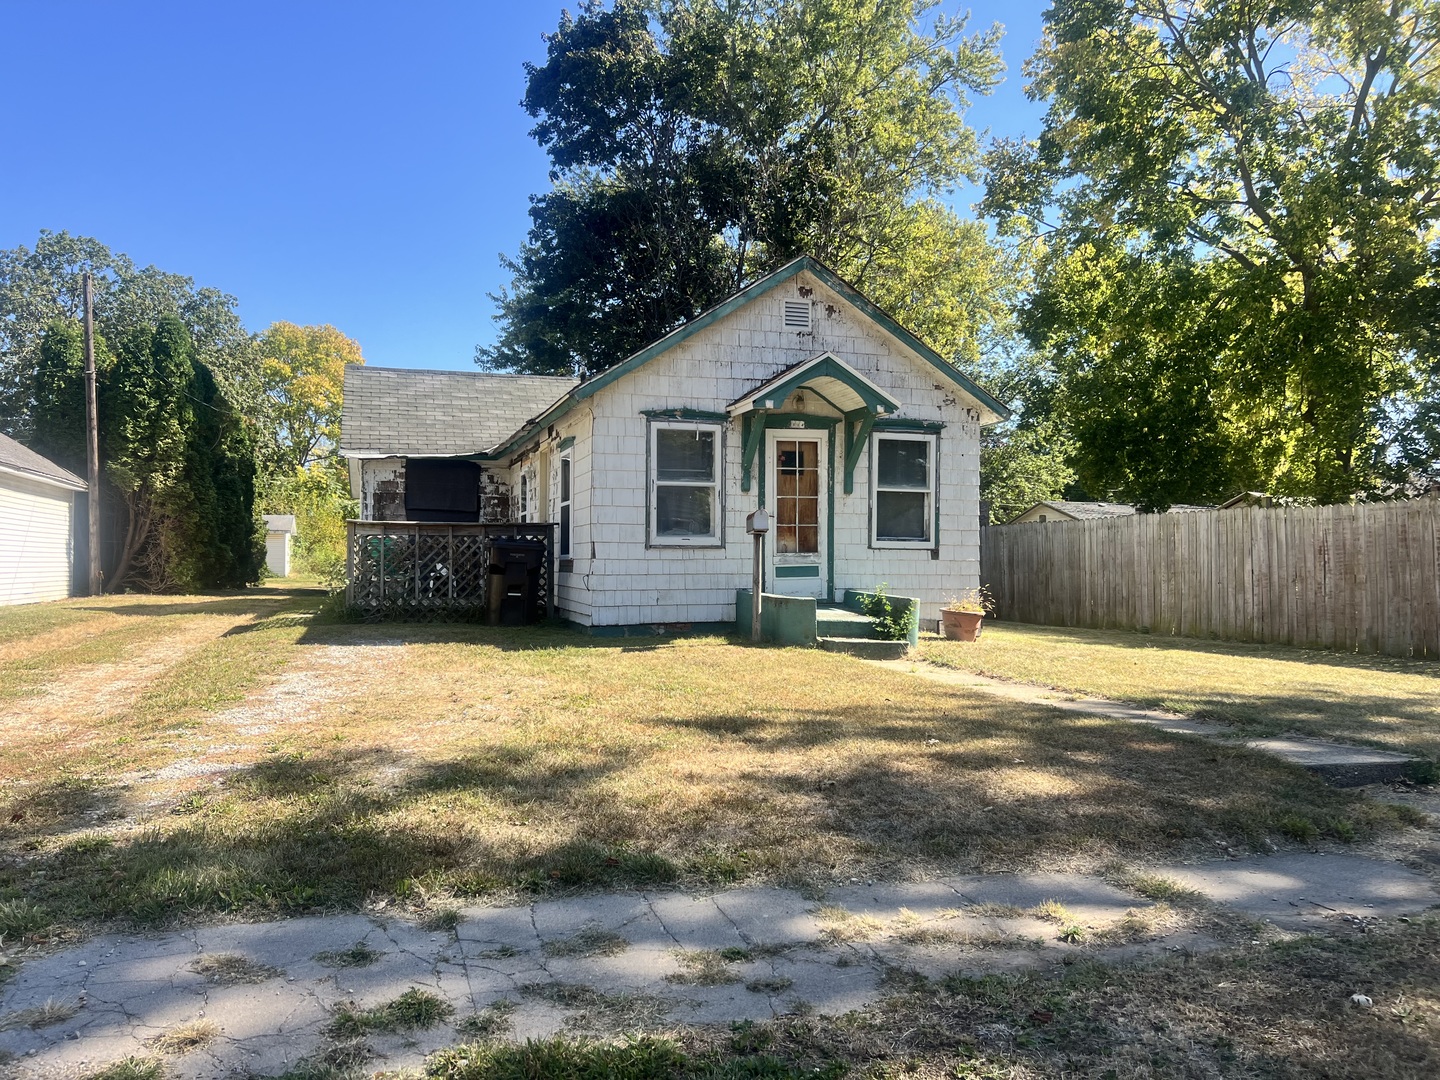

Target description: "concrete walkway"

left=876, top=660, right=1421, bottom=786
left=1, top=854, right=1434, bottom=1079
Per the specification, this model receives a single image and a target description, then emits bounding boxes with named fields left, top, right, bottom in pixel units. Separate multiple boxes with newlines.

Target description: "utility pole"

left=82, top=272, right=102, bottom=595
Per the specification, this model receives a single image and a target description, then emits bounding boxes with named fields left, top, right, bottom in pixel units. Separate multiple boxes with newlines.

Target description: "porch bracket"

left=843, top=408, right=877, bottom=495
left=741, top=412, right=765, bottom=493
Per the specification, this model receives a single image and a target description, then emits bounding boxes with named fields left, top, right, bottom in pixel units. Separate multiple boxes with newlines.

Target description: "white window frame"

left=518, top=472, right=530, bottom=523
left=870, top=432, right=937, bottom=548
left=558, top=450, right=573, bottom=559
left=649, top=420, right=723, bottom=547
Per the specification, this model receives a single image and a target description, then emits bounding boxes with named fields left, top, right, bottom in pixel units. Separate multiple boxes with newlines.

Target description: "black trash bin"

left=488, top=537, right=547, bottom=626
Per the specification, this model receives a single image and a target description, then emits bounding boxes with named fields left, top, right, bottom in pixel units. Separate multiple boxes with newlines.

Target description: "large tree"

left=0, top=230, right=257, bottom=436
left=257, top=321, right=363, bottom=474
left=34, top=316, right=263, bottom=592
left=987, top=0, right=1440, bottom=507
left=482, top=0, right=1017, bottom=377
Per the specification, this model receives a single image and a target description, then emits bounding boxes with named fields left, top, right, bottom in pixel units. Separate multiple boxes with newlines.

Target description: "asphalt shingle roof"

left=339, top=366, right=578, bottom=457
left=1029, top=500, right=1214, bottom=521
left=0, top=432, right=86, bottom=490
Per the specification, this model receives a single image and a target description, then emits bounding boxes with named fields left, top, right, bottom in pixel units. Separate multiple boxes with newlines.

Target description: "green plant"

left=325, top=988, right=453, bottom=1038
left=859, top=584, right=917, bottom=642
left=943, top=586, right=993, bottom=614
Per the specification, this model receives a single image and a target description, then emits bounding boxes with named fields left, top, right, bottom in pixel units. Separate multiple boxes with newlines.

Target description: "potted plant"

left=941, top=586, right=992, bottom=641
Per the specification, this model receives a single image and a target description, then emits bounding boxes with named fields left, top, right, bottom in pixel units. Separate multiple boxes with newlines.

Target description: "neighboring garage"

left=0, top=433, right=87, bottom=606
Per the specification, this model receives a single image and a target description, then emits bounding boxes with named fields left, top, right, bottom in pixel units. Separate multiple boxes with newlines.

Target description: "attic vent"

left=782, top=298, right=812, bottom=331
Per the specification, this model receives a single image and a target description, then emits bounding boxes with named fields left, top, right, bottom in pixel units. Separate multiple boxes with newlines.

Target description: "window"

left=650, top=422, right=721, bottom=545
left=871, top=433, right=936, bottom=546
left=559, top=452, right=572, bottom=558
left=519, top=473, right=530, bottom=523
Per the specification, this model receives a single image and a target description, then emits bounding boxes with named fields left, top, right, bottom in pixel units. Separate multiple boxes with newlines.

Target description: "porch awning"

left=730, top=353, right=902, bottom=496
left=727, top=352, right=901, bottom=417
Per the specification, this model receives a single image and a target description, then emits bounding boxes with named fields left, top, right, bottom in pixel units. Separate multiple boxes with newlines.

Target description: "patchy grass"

left=146, top=1018, right=219, bottom=1054
left=541, top=925, right=629, bottom=959
left=325, top=987, right=453, bottom=1038
left=427, top=917, right=1440, bottom=1080
left=454, top=999, right=515, bottom=1040
left=419, top=906, right=464, bottom=933
left=0, top=997, right=80, bottom=1030
left=312, top=942, right=380, bottom=968
left=665, top=949, right=742, bottom=987
left=82, top=1058, right=165, bottom=1080
left=191, top=953, right=281, bottom=985
left=815, top=905, right=884, bottom=943
left=518, top=983, right=674, bottom=1034
left=0, top=590, right=1424, bottom=936
left=922, top=622, right=1440, bottom=758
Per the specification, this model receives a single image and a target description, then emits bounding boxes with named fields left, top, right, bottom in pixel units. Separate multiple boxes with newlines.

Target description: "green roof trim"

left=739, top=354, right=900, bottom=415
left=481, top=255, right=1010, bottom=460
left=640, top=407, right=729, bottom=421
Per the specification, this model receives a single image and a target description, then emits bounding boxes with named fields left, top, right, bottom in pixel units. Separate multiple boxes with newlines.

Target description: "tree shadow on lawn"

left=293, top=617, right=710, bottom=654
left=69, top=588, right=322, bottom=621
left=3, top=691, right=1411, bottom=934
left=984, top=619, right=1440, bottom=677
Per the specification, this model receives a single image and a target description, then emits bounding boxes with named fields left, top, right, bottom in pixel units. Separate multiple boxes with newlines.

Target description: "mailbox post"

left=745, top=507, right=770, bottom=643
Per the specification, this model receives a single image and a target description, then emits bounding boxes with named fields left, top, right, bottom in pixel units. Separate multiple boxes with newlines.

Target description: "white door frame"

left=764, top=428, right=828, bottom=599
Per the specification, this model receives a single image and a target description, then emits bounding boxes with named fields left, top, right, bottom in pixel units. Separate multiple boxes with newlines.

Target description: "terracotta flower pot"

left=941, top=609, right=984, bottom=642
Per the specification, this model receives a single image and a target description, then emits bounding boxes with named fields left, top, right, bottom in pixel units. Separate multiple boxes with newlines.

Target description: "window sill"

left=870, top=539, right=935, bottom=550
left=648, top=538, right=724, bottom=549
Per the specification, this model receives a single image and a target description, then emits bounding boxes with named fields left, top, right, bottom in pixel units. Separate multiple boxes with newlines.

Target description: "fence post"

left=448, top=526, right=455, bottom=602
left=415, top=523, right=421, bottom=605
left=379, top=523, right=386, bottom=606
left=547, top=522, right=556, bottom=619
left=345, top=522, right=355, bottom=607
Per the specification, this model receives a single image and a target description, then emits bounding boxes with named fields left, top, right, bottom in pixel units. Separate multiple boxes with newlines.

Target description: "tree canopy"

left=258, top=321, right=363, bottom=474
left=987, top=0, right=1440, bottom=508
left=0, top=230, right=257, bottom=437
left=481, top=0, right=1020, bottom=378
left=34, top=315, right=263, bottom=592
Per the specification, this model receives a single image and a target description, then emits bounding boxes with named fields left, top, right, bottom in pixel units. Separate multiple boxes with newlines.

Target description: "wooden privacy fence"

left=980, top=499, right=1440, bottom=658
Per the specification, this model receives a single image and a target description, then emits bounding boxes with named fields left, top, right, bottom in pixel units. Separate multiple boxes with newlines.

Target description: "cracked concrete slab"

left=2, top=853, right=1433, bottom=1079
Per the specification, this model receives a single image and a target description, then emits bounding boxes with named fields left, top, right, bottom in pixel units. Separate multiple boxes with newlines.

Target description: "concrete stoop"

left=819, top=636, right=909, bottom=660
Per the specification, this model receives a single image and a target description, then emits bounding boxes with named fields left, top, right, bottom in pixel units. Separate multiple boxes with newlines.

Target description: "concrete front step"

left=816, top=605, right=879, bottom=640
left=819, top=636, right=910, bottom=660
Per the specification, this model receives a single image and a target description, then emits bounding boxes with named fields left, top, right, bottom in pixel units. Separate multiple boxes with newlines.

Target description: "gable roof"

left=486, top=256, right=1012, bottom=459
left=1014, top=500, right=1215, bottom=522
left=728, top=352, right=901, bottom=417
left=340, top=366, right=578, bottom=456
left=0, top=433, right=86, bottom=491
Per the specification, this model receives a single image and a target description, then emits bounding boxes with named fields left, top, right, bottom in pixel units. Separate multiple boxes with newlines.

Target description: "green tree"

left=258, top=322, right=364, bottom=473
left=33, top=315, right=263, bottom=592
left=0, top=230, right=256, bottom=436
left=482, top=0, right=1014, bottom=378
left=987, top=0, right=1440, bottom=506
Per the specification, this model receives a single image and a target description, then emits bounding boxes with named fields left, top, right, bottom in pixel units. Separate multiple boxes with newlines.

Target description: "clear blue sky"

left=0, top=2, right=1047, bottom=371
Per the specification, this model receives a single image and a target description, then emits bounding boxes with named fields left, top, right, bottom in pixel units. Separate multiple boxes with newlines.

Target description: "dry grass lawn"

left=922, top=622, right=1440, bottom=760
left=0, top=587, right=1424, bottom=938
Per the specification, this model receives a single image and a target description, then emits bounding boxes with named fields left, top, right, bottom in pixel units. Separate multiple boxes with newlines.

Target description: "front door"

left=765, top=429, right=827, bottom=598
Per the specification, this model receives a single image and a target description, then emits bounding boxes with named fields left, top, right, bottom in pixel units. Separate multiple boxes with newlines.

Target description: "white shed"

left=0, top=434, right=87, bottom=606
left=262, top=514, right=297, bottom=577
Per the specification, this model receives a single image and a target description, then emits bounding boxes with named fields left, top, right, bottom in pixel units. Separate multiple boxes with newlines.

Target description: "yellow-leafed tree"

left=259, top=322, right=362, bottom=472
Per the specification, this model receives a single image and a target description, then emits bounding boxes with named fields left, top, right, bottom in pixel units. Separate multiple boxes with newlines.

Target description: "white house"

left=340, top=257, right=1009, bottom=631
left=1007, top=500, right=1214, bottom=524
left=0, top=433, right=87, bottom=606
